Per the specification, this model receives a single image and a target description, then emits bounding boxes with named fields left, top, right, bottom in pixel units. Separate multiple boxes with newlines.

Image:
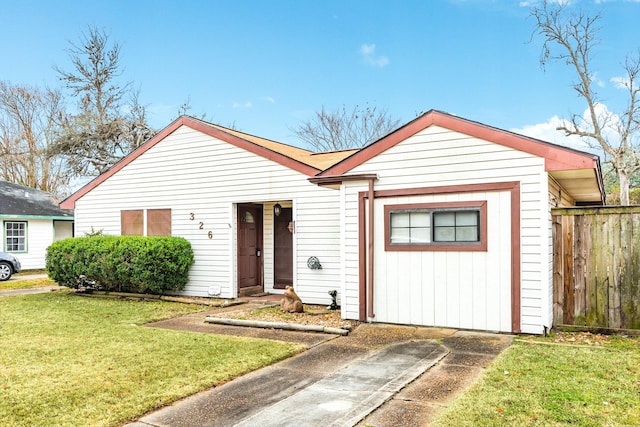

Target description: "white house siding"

left=73, top=125, right=342, bottom=304
left=2, top=218, right=54, bottom=270
left=341, top=125, right=549, bottom=334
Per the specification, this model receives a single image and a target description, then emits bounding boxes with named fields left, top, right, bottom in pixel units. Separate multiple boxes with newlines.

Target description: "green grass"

left=0, top=277, right=56, bottom=290
left=0, top=291, right=302, bottom=427
left=434, top=337, right=640, bottom=426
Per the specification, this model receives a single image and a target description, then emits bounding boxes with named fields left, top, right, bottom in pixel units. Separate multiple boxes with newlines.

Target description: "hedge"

left=46, top=235, right=194, bottom=294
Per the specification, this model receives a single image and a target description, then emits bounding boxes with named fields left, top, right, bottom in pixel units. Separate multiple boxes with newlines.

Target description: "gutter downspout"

left=367, top=177, right=375, bottom=319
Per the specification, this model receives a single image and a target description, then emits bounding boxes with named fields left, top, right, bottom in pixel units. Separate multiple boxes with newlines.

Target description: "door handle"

left=256, top=248, right=261, bottom=257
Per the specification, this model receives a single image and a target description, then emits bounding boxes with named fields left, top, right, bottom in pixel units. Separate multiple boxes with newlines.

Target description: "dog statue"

left=280, top=285, right=304, bottom=313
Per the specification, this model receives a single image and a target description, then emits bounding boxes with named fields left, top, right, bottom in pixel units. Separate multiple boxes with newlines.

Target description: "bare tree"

left=532, top=1, right=640, bottom=205
left=50, top=26, right=154, bottom=177
left=0, top=81, right=70, bottom=197
left=291, top=104, right=401, bottom=152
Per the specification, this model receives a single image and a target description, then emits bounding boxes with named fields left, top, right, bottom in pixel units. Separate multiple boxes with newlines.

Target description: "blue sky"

left=2, top=0, right=639, bottom=151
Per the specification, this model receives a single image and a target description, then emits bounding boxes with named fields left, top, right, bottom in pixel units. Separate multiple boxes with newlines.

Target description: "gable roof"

left=61, top=110, right=606, bottom=209
left=61, top=116, right=355, bottom=209
left=316, top=110, right=605, bottom=204
left=0, top=180, right=74, bottom=219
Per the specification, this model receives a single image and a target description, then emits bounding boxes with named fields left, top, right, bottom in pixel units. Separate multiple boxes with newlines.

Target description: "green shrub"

left=46, top=236, right=194, bottom=294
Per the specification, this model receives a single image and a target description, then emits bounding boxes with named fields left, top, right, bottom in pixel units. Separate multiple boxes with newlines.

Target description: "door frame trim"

left=236, top=203, right=264, bottom=297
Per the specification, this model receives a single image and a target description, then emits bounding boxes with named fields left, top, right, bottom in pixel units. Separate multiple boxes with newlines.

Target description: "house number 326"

left=189, top=213, right=213, bottom=239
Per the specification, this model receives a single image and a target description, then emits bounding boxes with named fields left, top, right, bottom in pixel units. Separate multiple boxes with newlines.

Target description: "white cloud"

left=232, top=101, right=253, bottom=109
left=511, top=115, right=592, bottom=151
left=360, top=44, right=389, bottom=68
left=610, top=76, right=629, bottom=89
left=261, top=96, right=276, bottom=104
left=519, top=0, right=572, bottom=6
left=512, top=104, right=627, bottom=158
left=360, top=44, right=375, bottom=55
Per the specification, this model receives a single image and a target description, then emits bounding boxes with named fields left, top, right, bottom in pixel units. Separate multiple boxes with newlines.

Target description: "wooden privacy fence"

left=552, top=206, right=640, bottom=331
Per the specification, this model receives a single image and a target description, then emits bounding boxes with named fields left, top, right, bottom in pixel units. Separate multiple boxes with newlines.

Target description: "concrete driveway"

left=126, top=309, right=512, bottom=427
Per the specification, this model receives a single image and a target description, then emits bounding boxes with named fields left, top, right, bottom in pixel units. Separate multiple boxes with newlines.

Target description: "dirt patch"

left=208, top=304, right=358, bottom=330
left=522, top=330, right=638, bottom=346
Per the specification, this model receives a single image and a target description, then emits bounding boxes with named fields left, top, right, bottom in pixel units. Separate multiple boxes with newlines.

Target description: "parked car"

left=0, top=252, right=21, bottom=281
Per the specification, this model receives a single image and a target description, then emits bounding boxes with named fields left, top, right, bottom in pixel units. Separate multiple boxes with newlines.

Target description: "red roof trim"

left=319, top=110, right=600, bottom=176
left=60, top=116, right=320, bottom=209
left=308, top=173, right=378, bottom=185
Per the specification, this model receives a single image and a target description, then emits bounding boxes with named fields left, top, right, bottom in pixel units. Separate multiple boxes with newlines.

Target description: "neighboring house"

left=61, top=110, right=604, bottom=334
left=0, top=180, right=74, bottom=269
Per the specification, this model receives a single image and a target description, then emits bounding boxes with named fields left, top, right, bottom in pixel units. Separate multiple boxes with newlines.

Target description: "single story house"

left=1, top=180, right=74, bottom=269
left=61, top=110, right=604, bottom=334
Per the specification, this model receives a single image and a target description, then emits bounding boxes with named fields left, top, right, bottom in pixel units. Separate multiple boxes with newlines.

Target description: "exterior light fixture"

left=274, top=203, right=282, bottom=217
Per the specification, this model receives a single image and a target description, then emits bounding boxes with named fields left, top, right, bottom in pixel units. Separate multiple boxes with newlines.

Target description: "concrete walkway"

left=126, top=313, right=512, bottom=427
left=0, top=274, right=63, bottom=296
left=5, top=273, right=49, bottom=281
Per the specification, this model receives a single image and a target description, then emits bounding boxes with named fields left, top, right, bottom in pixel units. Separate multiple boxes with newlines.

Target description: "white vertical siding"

left=73, top=125, right=341, bottom=304
left=370, top=191, right=512, bottom=332
left=341, top=125, right=548, bottom=334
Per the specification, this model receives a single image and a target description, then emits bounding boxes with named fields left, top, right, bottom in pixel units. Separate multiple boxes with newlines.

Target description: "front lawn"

left=0, top=277, right=57, bottom=290
left=0, top=291, right=302, bottom=427
left=434, top=334, right=640, bottom=426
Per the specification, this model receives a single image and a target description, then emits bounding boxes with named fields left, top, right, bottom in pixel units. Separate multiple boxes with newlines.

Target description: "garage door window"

left=433, top=210, right=479, bottom=242
left=385, top=201, right=487, bottom=251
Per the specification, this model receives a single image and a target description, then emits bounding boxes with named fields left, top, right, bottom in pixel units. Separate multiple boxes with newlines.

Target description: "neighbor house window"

left=4, top=221, right=27, bottom=252
left=121, top=209, right=171, bottom=236
left=385, top=201, right=487, bottom=251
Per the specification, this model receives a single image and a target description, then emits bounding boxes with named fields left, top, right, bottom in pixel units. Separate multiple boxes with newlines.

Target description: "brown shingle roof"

left=207, top=122, right=356, bottom=170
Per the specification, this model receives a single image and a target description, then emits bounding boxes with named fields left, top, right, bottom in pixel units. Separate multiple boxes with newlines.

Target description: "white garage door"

left=371, top=190, right=512, bottom=332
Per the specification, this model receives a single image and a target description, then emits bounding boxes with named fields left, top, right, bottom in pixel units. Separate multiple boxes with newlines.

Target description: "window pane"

left=390, top=227, right=410, bottom=244
left=241, top=211, right=255, bottom=224
left=410, top=211, right=430, bottom=227
left=434, top=226, right=455, bottom=242
left=433, top=212, right=455, bottom=226
left=121, top=210, right=143, bottom=236
left=387, top=204, right=484, bottom=250
left=456, top=211, right=478, bottom=226
left=5, top=221, right=26, bottom=251
left=390, top=212, right=410, bottom=227
left=456, top=226, right=479, bottom=241
left=411, top=227, right=431, bottom=243
left=148, top=209, right=171, bottom=236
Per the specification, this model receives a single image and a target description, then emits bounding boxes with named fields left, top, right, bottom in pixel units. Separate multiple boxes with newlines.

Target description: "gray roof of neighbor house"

left=0, top=181, right=74, bottom=219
